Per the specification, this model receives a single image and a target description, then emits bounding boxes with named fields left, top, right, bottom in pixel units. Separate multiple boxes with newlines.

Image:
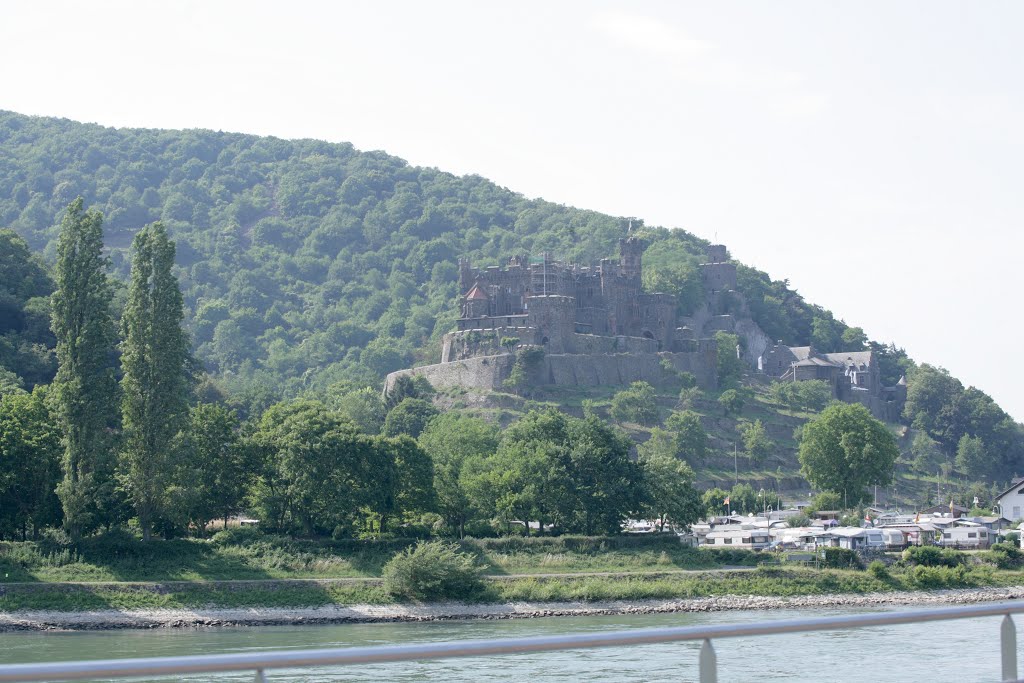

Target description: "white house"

left=995, top=478, right=1024, bottom=522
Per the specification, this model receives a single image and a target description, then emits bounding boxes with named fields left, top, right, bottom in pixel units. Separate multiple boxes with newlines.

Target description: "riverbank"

left=3, top=585, right=1024, bottom=632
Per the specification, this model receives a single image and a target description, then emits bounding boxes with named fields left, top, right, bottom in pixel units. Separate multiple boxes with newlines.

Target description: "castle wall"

left=384, top=354, right=516, bottom=394
left=443, top=326, right=540, bottom=362
left=385, top=348, right=718, bottom=394
left=572, top=333, right=659, bottom=355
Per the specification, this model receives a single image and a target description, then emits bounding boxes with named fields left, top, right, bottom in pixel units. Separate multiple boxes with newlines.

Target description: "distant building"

left=757, top=343, right=907, bottom=421
left=995, top=478, right=1024, bottom=521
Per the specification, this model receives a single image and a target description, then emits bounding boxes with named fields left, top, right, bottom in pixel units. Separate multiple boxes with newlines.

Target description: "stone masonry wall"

left=385, top=348, right=718, bottom=394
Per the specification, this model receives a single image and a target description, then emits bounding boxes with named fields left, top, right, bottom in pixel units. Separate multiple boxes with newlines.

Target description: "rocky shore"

left=3, top=586, right=1024, bottom=632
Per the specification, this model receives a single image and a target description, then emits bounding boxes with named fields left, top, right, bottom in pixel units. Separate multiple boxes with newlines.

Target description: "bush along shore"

left=4, top=536, right=1024, bottom=631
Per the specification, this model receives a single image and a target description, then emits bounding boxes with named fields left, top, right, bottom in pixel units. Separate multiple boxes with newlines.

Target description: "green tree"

left=910, top=431, right=943, bottom=473
left=418, top=413, right=499, bottom=537
left=50, top=199, right=120, bottom=538
left=728, top=483, right=759, bottom=514
left=638, top=451, right=701, bottom=531
left=770, top=380, right=831, bottom=412
left=738, top=419, right=772, bottom=466
left=811, top=316, right=841, bottom=352
left=0, top=369, right=25, bottom=398
left=718, top=388, right=745, bottom=417
left=609, top=381, right=659, bottom=425
left=0, top=387, right=62, bottom=539
left=385, top=374, right=423, bottom=411
left=331, top=386, right=386, bottom=434
left=364, top=435, right=435, bottom=533
left=565, top=415, right=643, bottom=535
left=809, top=490, right=843, bottom=513
left=798, top=403, right=900, bottom=503
left=841, top=326, right=868, bottom=349
left=664, top=410, right=708, bottom=464
left=715, top=331, right=744, bottom=386
left=382, top=397, right=439, bottom=438
left=484, top=410, right=642, bottom=535
left=955, top=434, right=989, bottom=479
left=677, top=385, right=702, bottom=410
left=702, top=487, right=730, bottom=517
left=119, top=222, right=192, bottom=540
left=249, top=399, right=371, bottom=536
left=171, top=403, right=249, bottom=533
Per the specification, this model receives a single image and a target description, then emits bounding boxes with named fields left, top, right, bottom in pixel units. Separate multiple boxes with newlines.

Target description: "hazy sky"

left=3, top=1, right=1022, bottom=419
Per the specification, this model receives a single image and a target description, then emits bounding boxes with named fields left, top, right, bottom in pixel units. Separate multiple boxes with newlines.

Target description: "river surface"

left=0, top=604, right=1015, bottom=682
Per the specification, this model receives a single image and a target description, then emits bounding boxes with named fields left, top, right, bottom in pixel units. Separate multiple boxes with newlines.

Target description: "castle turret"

left=462, top=283, right=489, bottom=318
left=618, top=236, right=644, bottom=280
left=700, top=244, right=737, bottom=292
left=706, top=244, right=728, bottom=263
left=458, top=258, right=474, bottom=294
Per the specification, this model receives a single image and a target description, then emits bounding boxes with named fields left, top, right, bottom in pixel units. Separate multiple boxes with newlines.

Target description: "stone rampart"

left=385, top=348, right=718, bottom=394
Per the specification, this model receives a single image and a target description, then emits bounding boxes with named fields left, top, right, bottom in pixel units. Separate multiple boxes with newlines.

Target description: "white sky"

left=2, top=1, right=1022, bottom=420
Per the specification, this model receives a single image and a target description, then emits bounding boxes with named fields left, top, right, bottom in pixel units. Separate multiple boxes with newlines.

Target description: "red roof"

left=465, top=284, right=488, bottom=300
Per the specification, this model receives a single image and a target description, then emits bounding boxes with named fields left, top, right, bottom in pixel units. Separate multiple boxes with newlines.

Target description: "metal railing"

left=1, top=600, right=1023, bottom=682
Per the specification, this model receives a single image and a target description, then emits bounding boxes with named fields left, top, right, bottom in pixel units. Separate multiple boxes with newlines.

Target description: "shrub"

left=902, top=545, right=966, bottom=568
left=210, top=526, right=266, bottom=547
left=867, top=560, right=889, bottom=580
left=985, top=542, right=1024, bottom=570
left=382, top=541, right=485, bottom=602
left=906, top=564, right=971, bottom=589
left=787, top=514, right=812, bottom=528
left=821, top=547, right=861, bottom=570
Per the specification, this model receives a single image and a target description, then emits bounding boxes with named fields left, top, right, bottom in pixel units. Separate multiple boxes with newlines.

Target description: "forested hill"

left=0, top=109, right=908, bottom=397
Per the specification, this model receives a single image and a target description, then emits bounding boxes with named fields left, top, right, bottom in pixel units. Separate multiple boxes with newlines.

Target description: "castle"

left=448, top=235, right=697, bottom=358
left=384, top=234, right=907, bottom=422
left=386, top=236, right=725, bottom=393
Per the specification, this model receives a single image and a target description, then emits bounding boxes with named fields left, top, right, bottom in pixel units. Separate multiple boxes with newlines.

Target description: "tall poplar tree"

left=120, top=222, right=191, bottom=540
left=51, top=199, right=119, bottom=538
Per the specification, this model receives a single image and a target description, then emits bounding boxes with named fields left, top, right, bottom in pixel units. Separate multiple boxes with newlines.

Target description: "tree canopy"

left=798, top=402, right=900, bottom=502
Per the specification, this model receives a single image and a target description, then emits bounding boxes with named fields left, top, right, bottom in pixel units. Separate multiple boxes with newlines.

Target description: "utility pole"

left=734, top=443, right=738, bottom=486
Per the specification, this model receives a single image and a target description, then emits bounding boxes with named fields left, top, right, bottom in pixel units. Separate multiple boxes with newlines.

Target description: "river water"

left=0, top=604, right=1015, bottom=682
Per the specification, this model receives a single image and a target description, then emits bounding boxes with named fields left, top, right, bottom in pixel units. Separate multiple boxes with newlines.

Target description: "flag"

left=724, top=496, right=730, bottom=506
left=865, top=514, right=871, bottom=523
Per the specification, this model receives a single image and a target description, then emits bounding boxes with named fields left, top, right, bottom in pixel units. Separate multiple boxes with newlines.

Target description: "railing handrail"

left=1, top=600, right=1023, bottom=681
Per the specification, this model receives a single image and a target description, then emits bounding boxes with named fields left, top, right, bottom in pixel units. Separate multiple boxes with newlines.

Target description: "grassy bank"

left=0, top=533, right=764, bottom=583
left=3, top=565, right=1022, bottom=613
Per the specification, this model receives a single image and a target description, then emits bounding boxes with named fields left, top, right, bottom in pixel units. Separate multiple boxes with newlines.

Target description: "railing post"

left=1002, top=615, right=1017, bottom=682
left=255, top=668, right=268, bottom=682
left=699, top=638, right=717, bottom=683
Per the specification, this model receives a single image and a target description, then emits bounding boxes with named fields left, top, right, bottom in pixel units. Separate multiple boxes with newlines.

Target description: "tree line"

left=0, top=201, right=704, bottom=540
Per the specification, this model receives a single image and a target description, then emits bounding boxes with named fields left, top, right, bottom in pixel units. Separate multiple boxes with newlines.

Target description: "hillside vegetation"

left=0, top=110, right=889, bottom=392
left=0, top=109, right=1021, bottom=501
